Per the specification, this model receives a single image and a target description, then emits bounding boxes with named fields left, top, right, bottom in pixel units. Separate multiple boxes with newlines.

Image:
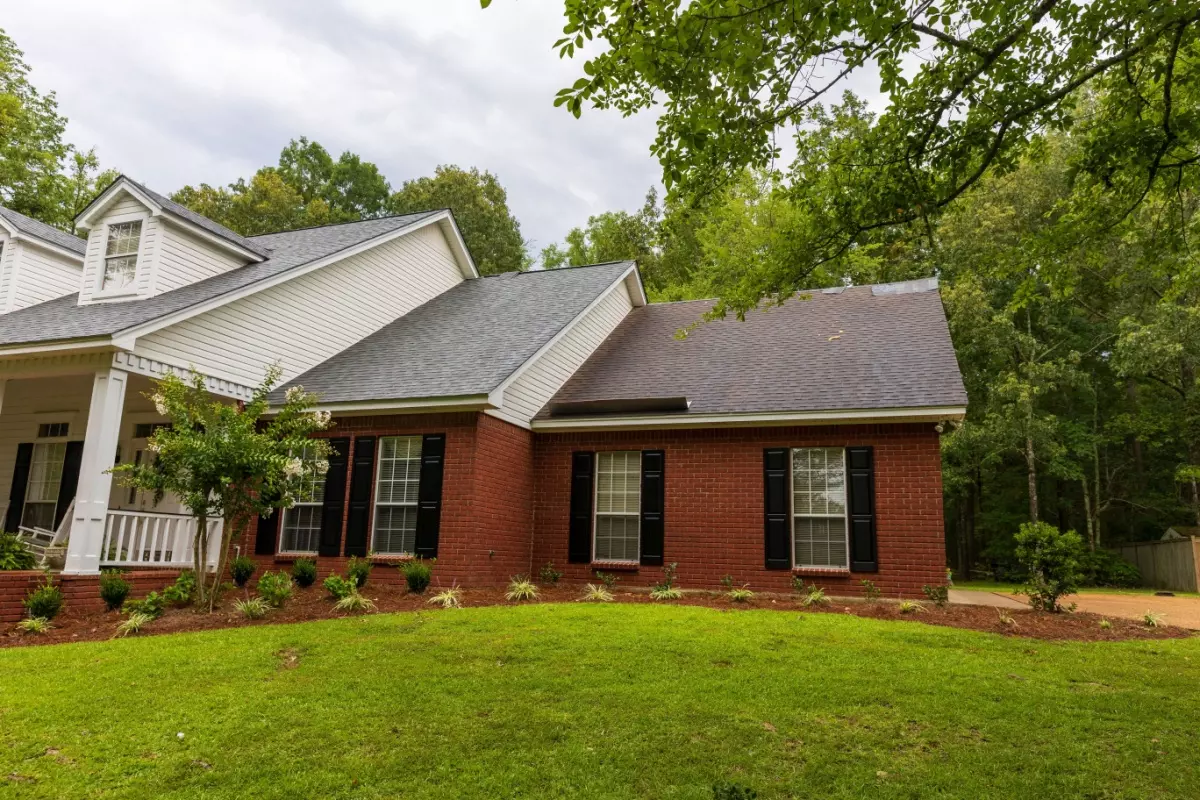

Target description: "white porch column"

left=64, top=368, right=127, bottom=574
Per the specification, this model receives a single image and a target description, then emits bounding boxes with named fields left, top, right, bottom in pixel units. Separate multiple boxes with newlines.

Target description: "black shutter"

left=318, top=437, right=350, bottom=557
left=413, top=434, right=445, bottom=558
left=53, top=441, right=84, bottom=530
left=764, top=448, right=791, bottom=569
left=344, top=436, right=377, bottom=557
left=5, top=443, right=33, bottom=532
left=847, top=446, right=878, bottom=572
left=255, top=510, right=280, bottom=555
left=639, top=450, right=664, bottom=566
left=568, top=451, right=594, bottom=563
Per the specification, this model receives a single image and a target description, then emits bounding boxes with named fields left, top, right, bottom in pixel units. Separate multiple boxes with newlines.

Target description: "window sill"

left=92, top=287, right=140, bottom=301
left=591, top=561, right=640, bottom=572
left=369, top=554, right=416, bottom=564
left=791, top=566, right=851, bottom=577
left=274, top=552, right=317, bottom=562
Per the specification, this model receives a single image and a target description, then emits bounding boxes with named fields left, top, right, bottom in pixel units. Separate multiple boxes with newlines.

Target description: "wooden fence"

left=1115, top=537, right=1200, bottom=593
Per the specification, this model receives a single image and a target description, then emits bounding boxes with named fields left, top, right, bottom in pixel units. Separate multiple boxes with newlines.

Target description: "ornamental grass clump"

left=428, top=586, right=462, bottom=609
left=581, top=583, right=614, bottom=602
left=505, top=575, right=539, bottom=602
left=898, top=600, right=926, bottom=614
left=333, top=587, right=376, bottom=614
left=800, top=583, right=829, bottom=607
left=16, top=617, right=52, bottom=635
left=116, top=611, right=154, bottom=637
left=235, top=597, right=270, bottom=619
left=650, top=562, right=682, bottom=600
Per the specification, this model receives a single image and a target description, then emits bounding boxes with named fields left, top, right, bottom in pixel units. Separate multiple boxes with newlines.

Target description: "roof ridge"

left=247, top=209, right=442, bottom=239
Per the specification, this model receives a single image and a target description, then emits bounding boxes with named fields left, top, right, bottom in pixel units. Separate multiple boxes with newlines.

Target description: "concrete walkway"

left=950, top=589, right=1200, bottom=630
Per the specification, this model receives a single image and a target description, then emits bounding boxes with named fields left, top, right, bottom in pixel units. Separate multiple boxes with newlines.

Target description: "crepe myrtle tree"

left=111, top=366, right=332, bottom=610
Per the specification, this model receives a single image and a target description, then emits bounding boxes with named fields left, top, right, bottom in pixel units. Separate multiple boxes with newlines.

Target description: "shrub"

left=1079, top=549, right=1141, bottom=588
left=124, top=591, right=166, bottom=619
left=292, top=558, right=318, bottom=588
left=720, top=574, right=735, bottom=590
left=235, top=597, right=270, bottom=619
left=1014, top=521, right=1084, bottom=612
left=428, top=587, right=462, bottom=609
left=230, top=555, right=257, bottom=587
left=800, top=583, right=829, bottom=607
left=334, top=587, right=376, bottom=614
left=1098, top=618, right=1113, bottom=630
left=400, top=558, right=434, bottom=594
left=922, top=584, right=949, bottom=608
left=729, top=587, right=754, bottom=603
left=505, top=575, right=539, bottom=601
left=539, top=562, right=563, bottom=585
left=791, top=575, right=807, bottom=593
left=1143, top=611, right=1166, bottom=628
left=256, top=571, right=293, bottom=608
left=712, top=781, right=758, bottom=800
left=116, top=611, right=154, bottom=637
left=24, top=577, right=64, bottom=621
left=860, top=579, right=881, bottom=601
left=0, top=532, right=35, bottom=570
left=582, top=583, right=613, bottom=602
left=99, top=570, right=131, bottom=611
left=649, top=586, right=683, bottom=601
left=898, top=600, right=925, bottom=614
left=16, top=617, right=51, bottom=634
left=163, top=571, right=196, bottom=606
left=594, top=571, right=619, bottom=590
left=324, top=574, right=354, bottom=600
left=347, top=556, right=372, bottom=589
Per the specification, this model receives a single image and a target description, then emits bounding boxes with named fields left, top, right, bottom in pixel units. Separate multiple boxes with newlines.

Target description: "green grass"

left=955, top=579, right=1200, bottom=598
left=2, top=605, right=1198, bottom=799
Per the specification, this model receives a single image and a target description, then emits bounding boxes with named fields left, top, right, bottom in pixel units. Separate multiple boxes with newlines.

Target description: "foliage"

left=1079, top=551, right=1141, bottom=589
left=898, top=600, right=926, bottom=614
left=291, top=559, right=317, bottom=588
left=652, top=562, right=679, bottom=594
left=112, top=367, right=332, bottom=611
left=0, top=532, right=36, bottom=570
left=649, top=586, right=682, bottom=601
left=538, top=562, right=562, bottom=586
left=115, top=612, right=154, bottom=637
left=505, top=576, right=540, bottom=602
left=15, top=616, right=51, bottom=635
left=23, top=576, right=63, bottom=620
left=1014, top=522, right=1085, bottom=613
left=428, top=587, right=462, bottom=609
left=728, top=587, right=754, bottom=603
left=163, top=571, right=197, bottom=607
left=799, top=583, right=828, bottom=607
left=124, top=591, right=166, bottom=620
left=256, top=571, right=294, bottom=608
left=712, top=781, right=758, bottom=800
left=399, top=558, right=433, bottom=594
left=390, top=164, right=529, bottom=274
left=581, top=583, right=613, bottom=602
left=99, top=570, right=131, bottom=612
left=1098, top=619, right=1113, bottom=630
left=593, top=571, right=619, bottom=590
left=235, top=597, right=271, bottom=620
left=323, top=575, right=355, bottom=601
left=996, top=609, right=1017, bottom=628
left=230, top=556, right=257, bottom=588
left=333, top=587, right=376, bottom=614
left=860, top=580, right=881, bottom=602
left=922, top=585, right=950, bottom=608
left=1142, top=611, right=1166, bottom=629
left=346, top=556, right=372, bottom=589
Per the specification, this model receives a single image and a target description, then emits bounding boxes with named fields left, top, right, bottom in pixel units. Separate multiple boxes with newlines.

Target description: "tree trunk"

left=1081, top=478, right=1095, bottom=551
left=1025, top=432, right=1039, bottom=523
left=1126, top=379, right=1144, bottom=480
left=194, top=510, right=208, bottom=608
left=208, top=514, right=236, bottom=613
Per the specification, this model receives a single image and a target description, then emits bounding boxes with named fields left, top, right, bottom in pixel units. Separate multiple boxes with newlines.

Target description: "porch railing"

left=100, top=510, right=223, bottom=569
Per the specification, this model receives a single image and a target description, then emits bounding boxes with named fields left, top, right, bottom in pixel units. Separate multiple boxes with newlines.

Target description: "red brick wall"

left=0, top=569, right=181, bottom=622
left=531, top=423, right=946, bottom=596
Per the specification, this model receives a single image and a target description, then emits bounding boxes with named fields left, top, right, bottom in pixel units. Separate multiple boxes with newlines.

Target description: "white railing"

left=100, top=510, right=224, bottom=569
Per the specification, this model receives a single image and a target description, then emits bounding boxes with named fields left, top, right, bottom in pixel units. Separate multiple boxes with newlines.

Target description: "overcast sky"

left=3, top=0, right=667, bottom=254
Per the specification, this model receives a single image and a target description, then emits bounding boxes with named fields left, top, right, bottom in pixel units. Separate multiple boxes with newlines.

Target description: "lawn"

left=1, top=605, right=1197, bottom=799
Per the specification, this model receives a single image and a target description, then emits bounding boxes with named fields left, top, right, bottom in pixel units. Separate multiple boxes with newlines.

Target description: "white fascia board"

left=489, top=263, right=638, bottom=408
left=530, top=405, right=969, bottom=432
left=0, top=217, right=17, bottom=237
left=0, top=338, right=114, bottom=357
left=277, top=393, right=493, bottom=416
left=12, top=234, right=85, bottom=264
left=75, top=179, right=161, bottom=230
left=113, top=210, right=462, bottom=344
left=625, top=264, right=648, bottom=306
left=436, top=214, right=480, bottom=279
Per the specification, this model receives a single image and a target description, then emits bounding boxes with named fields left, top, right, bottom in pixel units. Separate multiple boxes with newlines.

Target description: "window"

left=594, top=451, right=641, bottom=561
left=371, top=436, right=422, bottom=554
left=791, top=448, right=848, bottom=569
left=37, top=422, right=69, bottom=438
left=102, top=220, right=142, bottom=291
left=134, top=422, right=171, bottom=439
left=22, top=442, right=66, bottom=529
left=280, top=444, right=326, bottom=553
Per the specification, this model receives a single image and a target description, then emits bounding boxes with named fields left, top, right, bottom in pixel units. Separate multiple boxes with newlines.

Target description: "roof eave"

left=529, top=405, right=968, bottom=432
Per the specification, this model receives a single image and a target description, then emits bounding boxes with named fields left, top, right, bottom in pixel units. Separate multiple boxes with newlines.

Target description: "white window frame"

left=279, top=444, right=327, bottom=555
left=789, top=447, right=851, bottom=570
left=94, top=212, right=148, bottom=298
left=592, top=450, right=642, bottom=563
left=23, top=440, right=68, bottom=530
left=370, top=435, right=423, bottom=556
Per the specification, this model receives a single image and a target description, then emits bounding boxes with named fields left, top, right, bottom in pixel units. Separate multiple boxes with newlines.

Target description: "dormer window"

left=103, top=221, right=142, bottom=291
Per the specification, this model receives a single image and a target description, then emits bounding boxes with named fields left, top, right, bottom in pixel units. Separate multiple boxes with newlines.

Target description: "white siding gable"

left=152, top=220, right=245, bottom=294
left=78, top=195, right=156, bottom=305
left=133, top=224, right=465, bottom=385
left=0, top=237, right=84, bottom=313
left=492, top=279, right=634, bottom=427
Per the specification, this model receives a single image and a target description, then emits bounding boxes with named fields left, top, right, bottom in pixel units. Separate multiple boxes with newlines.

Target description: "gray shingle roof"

left=0, top=212, right=439, bottom=346
left=541, top=279, right=967, bottom=418
left=0, top=206, right=86, bottom=255
left=108, top=177, right=270, bottom=258
left=272, top=261, right=635, bottom=405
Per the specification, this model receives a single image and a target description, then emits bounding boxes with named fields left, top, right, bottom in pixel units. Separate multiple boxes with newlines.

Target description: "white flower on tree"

left=283, top=457, right=304, bottom=478
left=314, top=458, right=330, bottom=475
left=152, top=393, right=168, bottom=417
left=284, top=386, right=304, bottom=403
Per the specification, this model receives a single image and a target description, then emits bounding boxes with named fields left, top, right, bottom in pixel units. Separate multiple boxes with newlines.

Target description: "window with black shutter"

left=567, top=452, right=594, bottom=563
left=413, top=433, right=446, bottom=558
left=317, top=438, right=350, bottom=557
left=343, top=436, right=377, bottom=557
left=639, top=450, right=664, bottom=566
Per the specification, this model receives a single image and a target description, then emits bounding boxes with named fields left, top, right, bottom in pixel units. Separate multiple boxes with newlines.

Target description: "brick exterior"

left=0, top=569, right=181, bottom=623
left=532, top=423, right=946, bottom=595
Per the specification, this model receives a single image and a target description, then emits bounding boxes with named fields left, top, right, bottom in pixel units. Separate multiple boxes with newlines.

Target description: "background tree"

left=113, top=368, right=332, bottom=610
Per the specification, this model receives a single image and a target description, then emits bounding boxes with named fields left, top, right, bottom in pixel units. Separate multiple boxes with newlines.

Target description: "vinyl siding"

left=134, top=224, right=466, bottom=386
left=0, top=237, right=15, bottom=312
left=78, top=196, right=156, bottom=305
left=2, top=240, right=83, bottom=312
left=152, top=220, right=246, bottom=294
left=494, top=281, right=634, bottom=426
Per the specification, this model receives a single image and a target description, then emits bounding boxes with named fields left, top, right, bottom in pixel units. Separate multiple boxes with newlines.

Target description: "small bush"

left=428, top=587, right=462, bottom=609
left=649, top=586, right=683, bottom=601
left=1014, top=521, right=1084, bottom=612
left=860, top=579, right=881, bottom=601
left=581, top=583, right=613, bottom=602
left=235, top=597, right=270, bottom=619
left=594, top=571, right=620, bottom=590
left=333, top=587, right=376, bottom=614
left=347, top=556, right=372, bottom=588
left=1079, top=549, right=1141, bottom=588
left=0, top=532, right=36, bottom=570
left=163, top=571, right=196, bottom=606
left=729, top=587, right=754, bottom=603
left=791, top=575, right=807, bottom=593
left=324, top=574, right=354, bottom=600
left=16, top=617, right=51, bottom=634
left=506, top=575, right=539, bottom=602
left=292, top=558, right=317, bottom=588
left=124, top=591, right=166, bottom=619
left=230, top=555, right=257, bottom=587
left=800, top=583, right=829, bottom=607
left=898, top=600, right=925, bottom=614
left=922, top=584, right=949, bottom=608
left=256, top=571, right=293, bottom=608
left=116, top=611, right=154, bottom=637
left=1143, top=611, right=1166, bottom=628
left=720, top=575, right=735, bottom=590
left=24, top=576, right=64, bottom=621
left=99, top=570, right=131, bottom=611
left=539, top=562, right=563, bottom=585
left=1098, top=618, right=1113, bottom=630
left=400, top=558, right=434, bottom=594
left=712, top=781, right=758, bottom=800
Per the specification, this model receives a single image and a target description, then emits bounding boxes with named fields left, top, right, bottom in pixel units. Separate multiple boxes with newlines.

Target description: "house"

left=0, top=175, right=966, bottom=618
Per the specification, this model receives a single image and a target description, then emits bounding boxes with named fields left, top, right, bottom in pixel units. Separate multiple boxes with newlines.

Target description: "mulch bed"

left=2, top=583, right=1192, bottom=648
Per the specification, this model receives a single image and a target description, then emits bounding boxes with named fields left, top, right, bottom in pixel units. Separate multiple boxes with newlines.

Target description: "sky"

left=2, top=0, right=666, bottom=254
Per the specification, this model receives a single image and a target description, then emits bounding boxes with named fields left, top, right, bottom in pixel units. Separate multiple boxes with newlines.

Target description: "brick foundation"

left=0, top=569, right=181, bottom=623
